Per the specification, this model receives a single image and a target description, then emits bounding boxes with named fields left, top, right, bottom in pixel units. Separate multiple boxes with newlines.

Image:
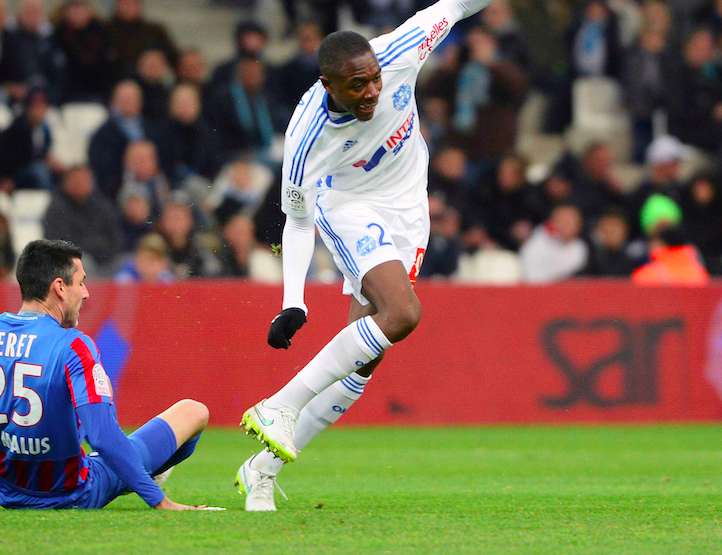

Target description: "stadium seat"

left=454, top=249, right=522, bottom=284
left=568, top=77, right=632, bottom=161
left=52, top=103, right=109, bottom=166
left=9, top=190, right=51, bottom=256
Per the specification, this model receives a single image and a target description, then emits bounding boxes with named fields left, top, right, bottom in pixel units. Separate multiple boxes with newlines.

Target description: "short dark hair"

left=319, top=31, right=373, bottom=78
left=16, top=240, right=83, bottom=301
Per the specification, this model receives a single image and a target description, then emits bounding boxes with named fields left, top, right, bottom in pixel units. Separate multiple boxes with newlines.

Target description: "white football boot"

left=234, top=454, right=287, bottom=512
left=240, top=400, right=299, bottom=463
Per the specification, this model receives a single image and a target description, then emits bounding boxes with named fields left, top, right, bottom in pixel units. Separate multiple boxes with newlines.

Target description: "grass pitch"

left=4, top=425, right=722, bottom=554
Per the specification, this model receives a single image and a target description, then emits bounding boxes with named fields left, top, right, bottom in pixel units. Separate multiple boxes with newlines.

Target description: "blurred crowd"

left=0, top=0, right=719, bottom=285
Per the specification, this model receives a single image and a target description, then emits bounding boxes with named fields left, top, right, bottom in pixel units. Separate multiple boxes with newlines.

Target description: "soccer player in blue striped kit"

left=238, top=0, right=491, bottom=511
left=0, top=240, right=209, bottom=510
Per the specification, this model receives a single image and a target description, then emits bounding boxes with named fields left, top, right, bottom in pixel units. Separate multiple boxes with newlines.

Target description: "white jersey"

left=281, top=0, right=485, bottom=219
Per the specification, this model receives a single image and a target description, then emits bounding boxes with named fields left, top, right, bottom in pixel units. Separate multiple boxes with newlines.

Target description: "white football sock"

left=252, top=373, right=371, bottom=476
left=266, top=316, right=390, bottom=412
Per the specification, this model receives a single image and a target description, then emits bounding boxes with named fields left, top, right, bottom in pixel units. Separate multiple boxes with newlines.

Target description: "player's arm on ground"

left=370, top=0, right=492, bottom=71
left=64, top=334, right=190, bottom=509
left=271, top=85, right=329, bottom=348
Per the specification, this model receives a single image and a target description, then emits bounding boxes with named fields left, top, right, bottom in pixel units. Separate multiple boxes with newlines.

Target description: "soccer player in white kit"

left=237, top=0, right=491, bottom=511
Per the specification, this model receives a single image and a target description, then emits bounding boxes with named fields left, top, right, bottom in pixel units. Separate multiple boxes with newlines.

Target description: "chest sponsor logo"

left=352, top=111, right=416, bottom=172
left=418, top=18, right=449, bottom=61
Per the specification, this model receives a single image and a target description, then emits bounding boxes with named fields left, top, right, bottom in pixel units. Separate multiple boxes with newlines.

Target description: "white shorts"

left=314, top=193, right=430, bottom=306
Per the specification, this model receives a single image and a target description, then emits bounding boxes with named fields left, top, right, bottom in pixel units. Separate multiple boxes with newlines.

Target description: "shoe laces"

left=253, top=472, right=288, bottom=501
left=276, top=406, right=298, bottom=442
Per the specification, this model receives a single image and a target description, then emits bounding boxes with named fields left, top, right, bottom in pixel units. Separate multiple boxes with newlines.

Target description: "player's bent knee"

left=176, top=399, right=210, bottom=430
left=382, top=298, right=422, bottom=342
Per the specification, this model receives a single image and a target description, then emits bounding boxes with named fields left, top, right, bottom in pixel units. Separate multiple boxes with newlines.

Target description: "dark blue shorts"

left=76, top=417, right=177, bottom=509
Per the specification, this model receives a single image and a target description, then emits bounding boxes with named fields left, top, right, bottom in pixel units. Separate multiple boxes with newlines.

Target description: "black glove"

left=267, top=307, right=307, bottom=349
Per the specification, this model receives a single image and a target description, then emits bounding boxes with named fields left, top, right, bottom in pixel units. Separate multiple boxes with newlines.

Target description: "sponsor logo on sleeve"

left=417, top=18, right=449, bottom=61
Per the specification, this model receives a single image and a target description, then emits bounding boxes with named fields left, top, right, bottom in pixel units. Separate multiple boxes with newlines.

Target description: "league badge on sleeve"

left=392, top=84, right=412, bottom=112
left=92, top=363, right=113, bottom=398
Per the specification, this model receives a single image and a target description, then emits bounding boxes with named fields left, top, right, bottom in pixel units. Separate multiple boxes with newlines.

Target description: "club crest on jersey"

left=356, top=235, right=378, bottom=256
left=343, top=139, right=358, bottom=152
left=392, top=84, right=412, bottom=111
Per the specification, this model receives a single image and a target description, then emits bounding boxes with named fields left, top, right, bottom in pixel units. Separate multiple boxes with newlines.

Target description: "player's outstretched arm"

left=268, top=214, right=315, bottom=349
left=77, top=404, right=207, bottom=510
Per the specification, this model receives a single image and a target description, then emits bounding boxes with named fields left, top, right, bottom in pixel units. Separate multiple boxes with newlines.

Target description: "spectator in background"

left=114, top=231, right=174, bottom=283
left=480, top=0, right=531, bottom=71
left=419, top=195, right=463, bottom=279
left=520, top=203, right=588, bottom=283
left=275, top=22, right=322, bottom=124
left=53, top=0, right=110, bottom=103
left=633, top=224, right=709, bottom=285
left=556, top=142, right=626, bottom=224
left=118, top=184, right=152, bottom=252
left=208, top=20, right=268, bottom=95
left=0, top=87, right=61, bottom=190
left=118, top=140, right=169, bottom=217
left=106, top=0, right=178, bottom=81
left=0, top=0, right=22, bottom=103
left=0, top=212, right=14, bottom=279
left=427, top=145, right=469, bottom=207
left=694, top=0, right=722, bottom=38
left=156, top=193, right=219, bottom=279
left=4, top=0, right=63, bottom=102
left=175, top=47, right=212, bottom=108
left=582, top=209, right=641, bottom=276
left=134, top=49, right=172, bottom=121
left=89, top=80, right=152, bottom=199
left=157, top=83, right=220, bottom=186
left=207, top=158, right=273, bottom=226
left=207, top=55, right=275, bottom=163
left=452, top=26, right=528, bottom=162
left=217, top=213, right=281, bottom=282
left=681, top=172, right=722, bottom=274
left=664, top=28, right=722, bottom=153
left=627, top=135, right=686, bottom=236
left=43, top=165, right=121, bottom=275
left=472, top=153, right=538, bottom=251
left=623, top=20, right=671, bottom=162
left=566, top=0, right=623, bottom=79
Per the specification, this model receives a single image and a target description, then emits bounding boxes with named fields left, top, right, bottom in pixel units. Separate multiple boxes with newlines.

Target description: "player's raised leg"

left=238, top=300, right=383, bottom=510
left=129, top=399, right=209, bottom=485
left=241, top=260, right=420, bottom=462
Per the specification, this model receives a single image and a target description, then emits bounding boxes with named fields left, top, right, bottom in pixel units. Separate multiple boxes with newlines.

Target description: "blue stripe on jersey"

left=289, top=86, right=320, bottom=138
left=379, top=31, right=426, bottom=68
left=359, top=317, right=384, bottom=354
left=375, top=26, right=423, bottom=59
left=316, top=216, right=360, bottom=279
left=290, top=106, right=324, bottom=184
left=297, top=113, right=330, bottom=186
left=355, top=319, right=381, bottom=356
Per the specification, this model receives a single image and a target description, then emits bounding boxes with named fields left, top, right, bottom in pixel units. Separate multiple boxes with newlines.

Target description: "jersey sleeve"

left=281, top=84, right=328, bottom=219
left=370, top=0, right=491, bottom=72
left=63, top=333, right=113, bottom=408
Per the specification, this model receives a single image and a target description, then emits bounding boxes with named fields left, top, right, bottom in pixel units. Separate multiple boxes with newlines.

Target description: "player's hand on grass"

left=267, top=307, right=307, bottom=349
left=155, top=497, right=207, bottom=511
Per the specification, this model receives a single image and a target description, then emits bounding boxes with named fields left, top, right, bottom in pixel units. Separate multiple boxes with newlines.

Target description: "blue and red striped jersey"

left=0, top=312, right=112, bottom=496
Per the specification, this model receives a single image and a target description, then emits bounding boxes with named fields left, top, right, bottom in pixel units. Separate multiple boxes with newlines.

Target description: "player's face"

left=323, top=51, right=382, bottom=121
left=62, top=258, right=89, bottom=328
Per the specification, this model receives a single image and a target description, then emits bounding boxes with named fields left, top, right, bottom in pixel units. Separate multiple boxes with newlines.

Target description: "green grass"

left=4, top=425, right=722, bottom=554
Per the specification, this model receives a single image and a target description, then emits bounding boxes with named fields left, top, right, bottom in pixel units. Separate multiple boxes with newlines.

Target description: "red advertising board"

left=3, top=281, right=721, bottom=426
